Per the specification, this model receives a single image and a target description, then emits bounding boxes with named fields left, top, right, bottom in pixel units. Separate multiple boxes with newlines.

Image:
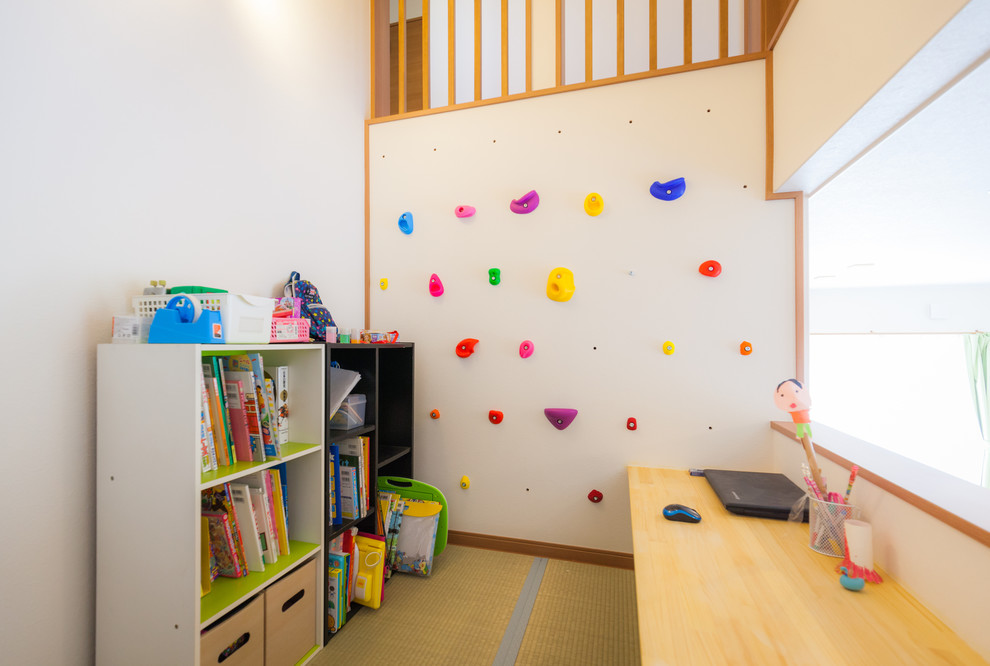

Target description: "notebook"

left=704, top=469, right=808, bottom=521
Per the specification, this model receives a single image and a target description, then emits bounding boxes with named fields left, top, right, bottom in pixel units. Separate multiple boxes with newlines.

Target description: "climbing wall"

left=369, top=59, right=795, bottom=552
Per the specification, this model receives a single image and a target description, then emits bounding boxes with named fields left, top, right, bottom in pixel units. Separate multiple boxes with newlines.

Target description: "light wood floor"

left=310, top=544, right=640, bottom=665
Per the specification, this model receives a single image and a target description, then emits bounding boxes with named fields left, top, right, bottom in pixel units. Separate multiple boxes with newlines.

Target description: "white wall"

left=811, top=284, right=990, bottom=334
left=771, top=0, right=968, bottom=193
left=773, top=428, right=990, bottom=660
left=0, top=2, right=368, bottom=663
left=369, top=60, right=796, bottom=552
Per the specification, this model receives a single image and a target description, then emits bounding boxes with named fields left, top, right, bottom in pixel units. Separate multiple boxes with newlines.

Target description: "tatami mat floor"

left=311, top=544, right=640, bottom=666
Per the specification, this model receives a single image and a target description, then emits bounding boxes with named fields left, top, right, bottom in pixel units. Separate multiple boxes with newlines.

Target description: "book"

left=228, top=483, right=265, bottom=573
left=269, top=469, right=290, bottom=556
left=249, top=486, right=277, bottom=564
left=232, top=353, right=276, bottom=458
left=202, top=511, right=242, bottom=578
left=262, top=471, right=281, bottom=557
left=327, top=566, right=344, bottom=633
left=202, top=485, right=248, bottom=577
left=268, top=366, right=289, bottom=449
left=212, top=356, right=236, bottom=464
left=198, top=365, right=217, bottom=472
left=328, top=444, right=342, bottom=525
left=201, top=365, right=229, bottom=467
left=338, top=438, right=367, bottom=518
left=275, top=462, right=289, bottom=535
left=223, top=378, right=253, bottom=463
left=223, top=366, right=265, bottom=462
left=339, top=466, right=358, bottom=521
left=201, top=517, right=212, bottom=596
left=264, top=376, right=279, bottom=456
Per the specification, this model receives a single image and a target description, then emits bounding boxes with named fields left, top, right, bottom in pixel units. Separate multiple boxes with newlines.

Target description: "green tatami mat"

left=313, top=545, right=534, bottom=666
left=513, top=559, right=641, bottom=666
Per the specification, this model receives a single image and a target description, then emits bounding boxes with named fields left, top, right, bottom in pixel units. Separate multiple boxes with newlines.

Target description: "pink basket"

left=270, top=317, right=310, bottom=343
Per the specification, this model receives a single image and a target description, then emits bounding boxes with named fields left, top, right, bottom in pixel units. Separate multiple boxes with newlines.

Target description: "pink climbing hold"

left=429, top=273, right=444, bottom=297
left=544, top=408, right=578, bottom=430
left=455, top=205, right=476, bottom=218
left=519, top=340, right=534, bottom=358
left=510, top=190, right=540, bottom=214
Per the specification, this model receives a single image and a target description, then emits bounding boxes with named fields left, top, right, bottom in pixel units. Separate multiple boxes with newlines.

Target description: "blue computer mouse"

left=662, top=503, right=701, bottom=523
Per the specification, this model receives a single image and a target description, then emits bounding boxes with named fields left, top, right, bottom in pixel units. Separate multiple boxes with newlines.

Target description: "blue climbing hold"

left=398, top=212, right=414, bottom=234
left=650, top=178, right=686, bottom=201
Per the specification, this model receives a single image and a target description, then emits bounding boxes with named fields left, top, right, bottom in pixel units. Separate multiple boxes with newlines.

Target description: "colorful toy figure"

left=774, top=379, right=812, bottom=438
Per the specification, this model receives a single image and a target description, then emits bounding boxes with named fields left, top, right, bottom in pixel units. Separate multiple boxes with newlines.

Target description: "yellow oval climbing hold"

left=584, top=192, right=604, bottom=216
left=662, top=341, right=676, bottom=355
left=379, top=278, right=388, bottom=290
left=460, top=475, right=471, bottom=489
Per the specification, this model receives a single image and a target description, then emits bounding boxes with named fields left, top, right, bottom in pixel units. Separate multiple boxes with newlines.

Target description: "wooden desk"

left=627, top=466, right=987, bottom=665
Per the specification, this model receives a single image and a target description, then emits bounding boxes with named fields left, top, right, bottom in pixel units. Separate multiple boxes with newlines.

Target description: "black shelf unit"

left=323, top=342, right=414, bottom=644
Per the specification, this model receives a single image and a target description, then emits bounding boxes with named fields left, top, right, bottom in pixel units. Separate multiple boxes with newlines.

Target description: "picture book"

left=275, top=462, right=289, bottom=534
left=201, top=517, right=212, bottom=596
left=201, top=366, right=229, bottom=467
left=223, top=379, right=253, bottom=463
left=228, top=483, right=265, bottom=573
left=269, top=469, right=290, bottom=556
left=337, top=438, right=367, bottom=517
left=268, top=365, right=289, bottom=449
left=211, top=356, right=236, bottom=464
left=339, top=466, right=358, bottom=521
left=328, top=444, right=342, bottom=525
left=264, top=377, right=279, bottom=457
left=222, top=367, right=265, bottom=462
left=249, top=486, right=277, bottom=564
left=327, top=566, right=344, bottom=633
left=261, top=472, right=281, bottom=557
left=198, top=366, right=217, bottom=472
left=327, top=551, right=350, bottom=626
left=231, top=353, right=275, bottom=458
left=203, top=511, right=242, bottom=578
left=202, top=485, right=248, bottom=577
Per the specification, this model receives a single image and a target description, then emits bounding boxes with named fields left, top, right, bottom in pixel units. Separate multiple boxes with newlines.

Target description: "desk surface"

left=627, top=466, right=986, bottom=666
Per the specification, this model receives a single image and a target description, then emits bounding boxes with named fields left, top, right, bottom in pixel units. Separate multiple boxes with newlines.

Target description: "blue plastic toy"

left=148, top=294, right=223, bottom=344
left=650, top=178, right=686, bottom=201
left=839, top=566, right=865, bottom=591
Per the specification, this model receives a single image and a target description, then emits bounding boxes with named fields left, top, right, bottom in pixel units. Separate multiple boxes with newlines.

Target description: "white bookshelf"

left=96, top=343, right=325, bottom=665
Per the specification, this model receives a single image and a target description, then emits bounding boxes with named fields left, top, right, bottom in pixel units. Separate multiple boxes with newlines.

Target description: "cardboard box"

left=265, top=558, right=317, bottom=666
left=200, top=594, right=264, bottom=666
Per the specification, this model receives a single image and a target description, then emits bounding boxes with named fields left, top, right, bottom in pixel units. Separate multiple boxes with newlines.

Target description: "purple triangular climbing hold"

left=544, top=408, right=578, bottom=430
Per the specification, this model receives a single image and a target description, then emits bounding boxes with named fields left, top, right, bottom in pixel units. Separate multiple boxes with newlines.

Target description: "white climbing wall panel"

left=369, top=59, right=795, bottom=551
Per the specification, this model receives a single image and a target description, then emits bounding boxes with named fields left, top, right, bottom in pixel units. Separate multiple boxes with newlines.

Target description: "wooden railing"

left=371, top=0, right=794, bottom=120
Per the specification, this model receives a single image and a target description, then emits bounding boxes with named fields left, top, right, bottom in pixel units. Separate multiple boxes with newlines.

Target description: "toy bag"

left=284, top=271, right=336, bottom=341
left=393, top=499, right=442, bottom=576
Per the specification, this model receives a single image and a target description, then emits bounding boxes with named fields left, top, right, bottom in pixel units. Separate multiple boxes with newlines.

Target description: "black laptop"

left=703, top=469, right=808, bottom=521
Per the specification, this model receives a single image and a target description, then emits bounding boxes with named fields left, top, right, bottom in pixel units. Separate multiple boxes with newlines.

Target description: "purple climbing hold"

left=544, top=408, right=578, bottom=430
left=510, top=190, right=540, bottom=214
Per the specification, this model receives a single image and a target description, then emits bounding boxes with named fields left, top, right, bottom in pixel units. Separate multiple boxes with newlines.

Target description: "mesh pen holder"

left=808, top=496, right=860, bottom=557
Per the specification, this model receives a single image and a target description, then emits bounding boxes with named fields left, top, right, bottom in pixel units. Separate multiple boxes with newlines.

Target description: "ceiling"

left=809, top=38, right=990, bottom=290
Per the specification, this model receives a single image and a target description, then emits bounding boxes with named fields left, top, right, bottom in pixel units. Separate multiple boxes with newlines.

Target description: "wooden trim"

left=448, top=0, right=456, bottom=105
left=585, top=0, right=593, bottom=82
left=767, top=0, right=799, bottom=51
left=744, top=0, right=762, bottom=53
left=398, top=0, right=407, bottom=114
left=423, top=0, right=431, bottom=110
left=367, top=52, right=766, bottom=124
left=372, top=0, right=391, bottom=119
left=765, top=51, right=774, bottom=198
left=719, top=0, right=728, bottom=59
left=770, top=422, right=990, bottom=549
left=683, top=0, right=692, bottom=64
left=501, top=0, right=509, bottom=97
left=448, top=530, right=635, bottom=569
left=556, top=0, right=563, bottom=87
left=649, top=0, right=657, bottom=69
left=475, top=0, right=482, bottom=101
left=364, top=119, right=371, bottom=330
left=617, top=0, right=624, bottom=77
left=526, top=0, right=532, bottom=91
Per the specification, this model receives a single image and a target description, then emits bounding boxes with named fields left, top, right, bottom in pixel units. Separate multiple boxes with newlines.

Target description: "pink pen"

left=844, top=465, right=859, bottom=504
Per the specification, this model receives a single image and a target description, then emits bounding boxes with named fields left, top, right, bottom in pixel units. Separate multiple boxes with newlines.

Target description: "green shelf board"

left=200, top=441, right=320, bottom=487
left=201, top=540, right=319, bottom=627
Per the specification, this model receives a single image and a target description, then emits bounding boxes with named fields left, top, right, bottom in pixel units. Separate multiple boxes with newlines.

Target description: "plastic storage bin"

left=270, top=317, right=310, bottom=343
left=200, top=593, right=265, bottom=665
left=132, top=293, right=274, bottom=344
left=329, top=394, right=367, bottom=429
left=265, top=559, right=317, bottom=666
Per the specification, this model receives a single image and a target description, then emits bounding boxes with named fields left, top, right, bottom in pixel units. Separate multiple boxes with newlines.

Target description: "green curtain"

left=963, top=333, right=990, bottom=487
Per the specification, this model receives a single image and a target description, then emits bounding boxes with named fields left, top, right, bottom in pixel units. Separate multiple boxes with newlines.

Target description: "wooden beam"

left=502, top=0, right=509, bottom=96
left=683, top=0, right=692, bottom=65
left=398, top=0, right=407, bottom=114
left=585, top=0, right=593, bottom=82
left=649, top=0, right=657, bottom=70
left=617, top=0, right=625, bottom=76
left=423, top=0, right=431, bottom=110
left=475, top=0, right=482, bottom=101
left=448, top=0, right=456, bottom=105
left=719, top=0, right=728, bottom=58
